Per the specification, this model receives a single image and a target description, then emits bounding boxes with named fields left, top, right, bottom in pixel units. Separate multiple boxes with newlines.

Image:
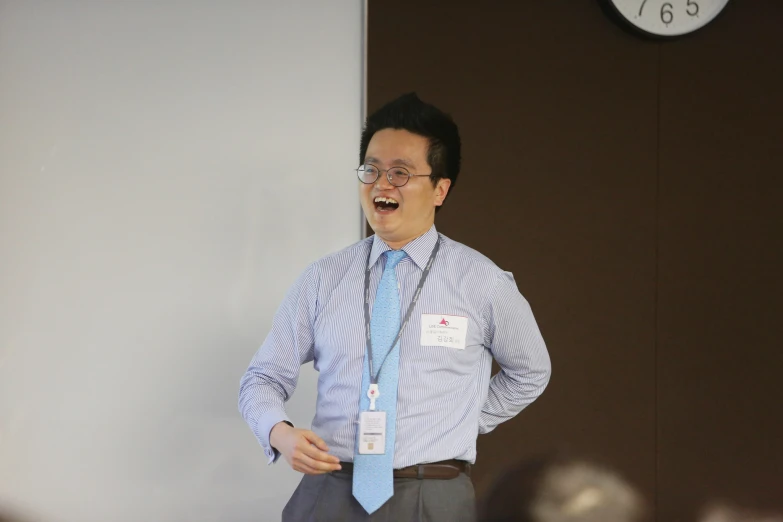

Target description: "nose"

left=374, top=170, right=395, bottom=191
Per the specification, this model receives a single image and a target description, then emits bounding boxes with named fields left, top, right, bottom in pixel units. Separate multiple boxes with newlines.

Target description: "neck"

left=379, top=225, right=433, bottom=251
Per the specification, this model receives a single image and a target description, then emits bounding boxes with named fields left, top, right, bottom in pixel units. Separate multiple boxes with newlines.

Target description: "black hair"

left=359, top=93, right=461, bottom=205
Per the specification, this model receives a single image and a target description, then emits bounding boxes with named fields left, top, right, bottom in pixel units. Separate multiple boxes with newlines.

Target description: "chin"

left=369, top=221, right=392, bottom=236
left=368, top=217, right=399, bottom=238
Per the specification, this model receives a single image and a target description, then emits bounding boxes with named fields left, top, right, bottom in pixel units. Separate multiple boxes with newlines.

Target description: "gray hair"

left=479, top=456, right=645, bottom=522
left=700, top=503, right=783, bottom=522
left=532, top=461, right=644, bottom=522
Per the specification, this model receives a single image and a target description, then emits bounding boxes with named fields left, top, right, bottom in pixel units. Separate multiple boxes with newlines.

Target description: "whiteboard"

left=0, top=1, right=364, bottom=520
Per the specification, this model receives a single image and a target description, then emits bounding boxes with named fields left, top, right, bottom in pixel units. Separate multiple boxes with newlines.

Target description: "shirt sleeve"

left=478, top=270, right=551, bottom=434
left=238, top=263, right=318, bottom=463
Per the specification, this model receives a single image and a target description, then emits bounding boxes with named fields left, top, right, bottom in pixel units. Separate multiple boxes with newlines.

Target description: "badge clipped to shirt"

left=420, top=313, right=468, bottom=350
left=359, top=384, right=386, bottom=455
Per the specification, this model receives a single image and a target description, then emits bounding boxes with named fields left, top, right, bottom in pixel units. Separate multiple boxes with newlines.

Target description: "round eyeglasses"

left=356, top=163, right=432, bottom=187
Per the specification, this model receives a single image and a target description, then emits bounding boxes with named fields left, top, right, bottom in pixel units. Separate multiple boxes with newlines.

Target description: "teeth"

left=374, top=196, right=399, bottom=204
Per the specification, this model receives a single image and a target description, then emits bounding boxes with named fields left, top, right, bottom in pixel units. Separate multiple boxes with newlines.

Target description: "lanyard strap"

left=363, top=236, right=441, bottom=385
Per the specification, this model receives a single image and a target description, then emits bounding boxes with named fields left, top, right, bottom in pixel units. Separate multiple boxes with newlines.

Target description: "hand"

left=270, top=422, right=342, bottom=475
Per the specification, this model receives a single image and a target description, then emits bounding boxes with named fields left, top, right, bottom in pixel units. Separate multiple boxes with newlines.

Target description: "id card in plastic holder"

left=358, top=411, right=386, bottom=454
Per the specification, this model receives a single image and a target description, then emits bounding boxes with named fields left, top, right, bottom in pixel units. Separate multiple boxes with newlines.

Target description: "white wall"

left=0, top=1, right=363, bottom=521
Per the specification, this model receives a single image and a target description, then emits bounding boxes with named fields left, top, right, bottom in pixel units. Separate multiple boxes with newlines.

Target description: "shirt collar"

left=368, top=225, right=439, bottom=270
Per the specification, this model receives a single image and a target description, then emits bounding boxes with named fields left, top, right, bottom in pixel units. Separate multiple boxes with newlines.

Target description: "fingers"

left=302, top=431, right=340, bottom=464
left=303, top=447, right=342, bottom=469
left=293, top=462, right=321, bottom=475
left=304, top=431, right=331, bottom=453
left=295, top=461, right=330, bottom=475
left=293, top=452, right=341, bottom=475
left=284, top=430, right=341, bottom=475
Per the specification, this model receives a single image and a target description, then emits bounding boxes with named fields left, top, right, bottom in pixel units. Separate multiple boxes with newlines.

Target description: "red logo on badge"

left=439, top=318, right=449, bottom=326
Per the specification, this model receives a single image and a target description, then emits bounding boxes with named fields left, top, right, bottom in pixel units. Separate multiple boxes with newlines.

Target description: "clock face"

left=607, top=0, right=730, bottom=37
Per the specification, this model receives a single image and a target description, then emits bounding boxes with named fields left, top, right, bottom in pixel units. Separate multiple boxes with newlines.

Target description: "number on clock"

left=604, top=0, right=730, bottom=38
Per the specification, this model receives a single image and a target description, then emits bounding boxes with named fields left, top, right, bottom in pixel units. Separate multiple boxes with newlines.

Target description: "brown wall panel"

left=368, top=0, right=658, bottom=505
left=657, top=2, right=783, bottom=519
left=369, top=1, right=782, bottom=519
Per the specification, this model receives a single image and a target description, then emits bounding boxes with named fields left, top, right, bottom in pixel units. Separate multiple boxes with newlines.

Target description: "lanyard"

left=363, top=237, right=441, bottom=385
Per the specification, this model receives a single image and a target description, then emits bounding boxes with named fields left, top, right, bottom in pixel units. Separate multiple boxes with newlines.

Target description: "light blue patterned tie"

left=353, top=249, right=407, bottom=514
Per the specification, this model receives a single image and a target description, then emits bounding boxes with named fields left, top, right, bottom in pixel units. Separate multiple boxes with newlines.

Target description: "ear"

left=434, top=178, right=451, bottom=207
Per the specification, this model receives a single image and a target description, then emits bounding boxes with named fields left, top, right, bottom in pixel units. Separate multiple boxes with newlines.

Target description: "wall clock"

left=602, top=0, right=731, bottom=39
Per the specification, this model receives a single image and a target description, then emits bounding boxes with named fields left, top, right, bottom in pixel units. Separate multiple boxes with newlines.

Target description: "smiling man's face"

left=360, top=129, right=451, bottom=249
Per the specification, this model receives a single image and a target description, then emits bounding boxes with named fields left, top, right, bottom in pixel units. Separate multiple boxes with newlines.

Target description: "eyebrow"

left=364, top=156, right=416, bottom=168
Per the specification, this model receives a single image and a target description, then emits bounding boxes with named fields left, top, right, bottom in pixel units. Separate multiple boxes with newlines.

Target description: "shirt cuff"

left=260, top=415, right=293, bottom=465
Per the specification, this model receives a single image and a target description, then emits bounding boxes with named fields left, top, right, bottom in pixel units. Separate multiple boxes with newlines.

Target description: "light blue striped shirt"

left=238, top=225, right=551, bottom=467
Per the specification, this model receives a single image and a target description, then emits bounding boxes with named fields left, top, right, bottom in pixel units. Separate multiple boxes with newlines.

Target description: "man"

left=239, top=93, right=551, bottom=521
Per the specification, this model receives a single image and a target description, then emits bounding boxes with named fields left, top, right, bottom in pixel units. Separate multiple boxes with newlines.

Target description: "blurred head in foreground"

left=700, top=503, right=783, bottom=522
left=479, top=455, right=646, bottom=522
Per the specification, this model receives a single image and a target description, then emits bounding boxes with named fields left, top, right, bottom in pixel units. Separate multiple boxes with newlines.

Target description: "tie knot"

left=384, top=250, right=406, bottom=269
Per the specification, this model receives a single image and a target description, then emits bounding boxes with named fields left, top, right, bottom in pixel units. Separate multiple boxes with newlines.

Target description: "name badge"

left=358, top=411, right=386, bottom=454
left=420, top=314, right=468, bottom=350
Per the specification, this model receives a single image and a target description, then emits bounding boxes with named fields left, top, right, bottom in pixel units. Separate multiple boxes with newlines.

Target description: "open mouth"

left=373, top=196, right=399, bottom=213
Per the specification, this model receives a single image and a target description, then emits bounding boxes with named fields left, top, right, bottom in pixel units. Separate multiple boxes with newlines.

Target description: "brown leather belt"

left=337, top=459, right=471, bottom=480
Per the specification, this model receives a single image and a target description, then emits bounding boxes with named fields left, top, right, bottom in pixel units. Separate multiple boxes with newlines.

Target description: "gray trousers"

left=281, top=470, right=476, bottom=522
